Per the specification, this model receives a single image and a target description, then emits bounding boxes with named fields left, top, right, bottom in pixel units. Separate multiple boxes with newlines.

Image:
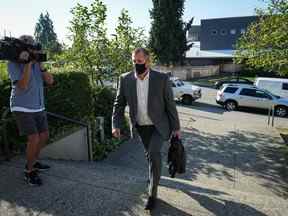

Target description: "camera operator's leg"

left=26, top=134, right=40, bottom=171
left=37, top=131, right=49, bottom=156
left=25, top=133, right=42, bottom=186
left=33, top=111, right=50, bottom=171
left=14, top=112, right=43, bottom=186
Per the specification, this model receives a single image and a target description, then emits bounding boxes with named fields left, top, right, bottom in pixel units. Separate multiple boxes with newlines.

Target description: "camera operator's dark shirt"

left=7, top=62, right=45, bottom=112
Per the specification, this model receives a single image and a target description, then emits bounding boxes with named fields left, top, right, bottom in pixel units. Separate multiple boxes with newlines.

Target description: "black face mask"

left=135, top=63, right=146, bottom=75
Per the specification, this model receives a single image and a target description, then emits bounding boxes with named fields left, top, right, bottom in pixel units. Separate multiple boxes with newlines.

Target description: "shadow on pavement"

left=176, top=101, right=225, bottom=115
left=150, top=199, right=193, bottom=216
left=162, top=129, right=288, bottom=198
left=160, top=178, right=269, bottom=216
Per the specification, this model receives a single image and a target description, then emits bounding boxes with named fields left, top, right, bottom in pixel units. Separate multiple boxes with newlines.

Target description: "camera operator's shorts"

left=13, top=111, right=48, bottom=136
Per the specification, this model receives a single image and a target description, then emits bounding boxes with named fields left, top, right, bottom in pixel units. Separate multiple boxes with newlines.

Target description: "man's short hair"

left=132, top=47, right=150, bottom=58
left=19, top=35, right=35, bottom=45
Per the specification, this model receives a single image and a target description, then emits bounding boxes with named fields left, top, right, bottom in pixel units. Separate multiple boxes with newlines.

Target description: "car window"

left=239, top=88, right=256, bottom=97
left=223, top=87, right=238, bottom=93
left=220, top=85, right=225, bottom=91
left=176, top=81, right=182, bottom=87
left=255, top=90, right=272, bottom=99
left=282, top=83, right=288, bottom=90
left=172, top=82, right=176, bottom=87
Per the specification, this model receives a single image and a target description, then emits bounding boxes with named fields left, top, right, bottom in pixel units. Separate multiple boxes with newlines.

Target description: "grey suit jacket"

left=112, top=70, right=180, bottom=140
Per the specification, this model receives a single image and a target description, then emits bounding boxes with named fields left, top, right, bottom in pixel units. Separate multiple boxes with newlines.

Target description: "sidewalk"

left=1, top=106, right=288, bottom=215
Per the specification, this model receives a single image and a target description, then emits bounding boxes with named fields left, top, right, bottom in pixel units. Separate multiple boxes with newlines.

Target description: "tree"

left=109, top=9, right=147, bottom=78
left=235, top=0, right=288, bottom=76
left=34, top=12, right=61, bottom=55
left=68, top=0, right=110, bottom=86
left=149, top=0, right=188, bottom=65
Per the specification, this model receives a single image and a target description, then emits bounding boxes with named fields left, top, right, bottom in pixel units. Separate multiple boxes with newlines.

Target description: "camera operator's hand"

left=19, top=51, right=30, bottom=62
left=42, top=72, right=54, bottom=85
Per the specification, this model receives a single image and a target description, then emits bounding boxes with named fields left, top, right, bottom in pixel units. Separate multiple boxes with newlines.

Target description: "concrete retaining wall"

left=152, top=65, right=220, bottom=80
left=40, top=127, right=89, bottom=161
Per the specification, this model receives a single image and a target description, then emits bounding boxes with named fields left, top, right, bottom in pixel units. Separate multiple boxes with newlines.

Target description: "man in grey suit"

left=112, top=47, right=180, bottom=210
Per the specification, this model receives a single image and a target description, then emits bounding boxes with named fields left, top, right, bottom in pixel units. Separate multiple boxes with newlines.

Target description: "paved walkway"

left=1, top=99, right=288, bottom=215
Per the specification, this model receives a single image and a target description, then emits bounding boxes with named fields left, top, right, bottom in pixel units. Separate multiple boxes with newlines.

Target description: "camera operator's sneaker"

left=33, top=162, right=50, bottom=171
left=25, top=162, right=50, bottom=172
left=24, top=170, right=42, bottom=186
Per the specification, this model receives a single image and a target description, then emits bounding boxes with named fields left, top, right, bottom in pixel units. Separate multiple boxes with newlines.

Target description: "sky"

left=0, top=0, right=268, bottom=44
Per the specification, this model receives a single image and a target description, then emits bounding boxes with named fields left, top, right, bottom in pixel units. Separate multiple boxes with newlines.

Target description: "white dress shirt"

left=136, top=71, right=153, bottom=126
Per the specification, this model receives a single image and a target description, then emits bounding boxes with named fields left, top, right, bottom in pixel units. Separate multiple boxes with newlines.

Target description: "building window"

left=220, top=29, right=227, bottom=36
left=282, top=83, right=288, bottom=90
left=240, top=28, right=246, bottom=34
left=211, top=29, right=218, bottom=36
left=189, top=32, right=200, bottom=41
left=230, top=29, right=236, bottom=35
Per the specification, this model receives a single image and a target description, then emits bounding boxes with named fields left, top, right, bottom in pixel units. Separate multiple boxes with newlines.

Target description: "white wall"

left=152, top=65, right=220, bottom=80
left=40, top=127, right=89, bottom=161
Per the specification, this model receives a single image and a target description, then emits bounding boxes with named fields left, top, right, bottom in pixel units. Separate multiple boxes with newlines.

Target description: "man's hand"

left=112, top=128, right=121, bottom=139
left=171, top=130, right=181, bottom=139
left=42, top=72, right=54, bottom=85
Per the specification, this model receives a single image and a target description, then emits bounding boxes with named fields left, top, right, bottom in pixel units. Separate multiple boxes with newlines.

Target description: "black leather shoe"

left=145, top=197, right=156, bottom=210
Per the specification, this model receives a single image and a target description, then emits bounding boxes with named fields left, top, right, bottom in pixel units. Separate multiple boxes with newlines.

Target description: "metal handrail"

left=267, top=105, right=275, bottom=127
left=0, top=110, right=92, bottom=161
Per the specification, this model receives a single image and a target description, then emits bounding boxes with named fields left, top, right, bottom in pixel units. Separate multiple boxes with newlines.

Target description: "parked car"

left=216, top=84, right=288, bottom=117
left=214, top=77, right=254, bottom=89
left=254, top=77, right=288, bottom=98
left=170, top=77, right=201, bottom=105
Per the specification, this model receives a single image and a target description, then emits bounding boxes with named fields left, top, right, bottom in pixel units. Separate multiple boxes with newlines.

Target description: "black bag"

left=167, top=136, right=186, bottom=178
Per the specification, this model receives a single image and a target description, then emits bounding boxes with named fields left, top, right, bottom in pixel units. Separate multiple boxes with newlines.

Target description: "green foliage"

left=93, top=86, right=116, bottom=138
left=235, top=0, right=288, bottom=76
left=110, top=9, right=147, bottom=77
left=92, top=129, right=129, bottom=161
left=0, top=78, right=10, bottom=113
left=34, top=12, right=62, bottom=57
left=0, top=61, right=8, bottom=81
left=149, top=0, right=188, bottom=65
left=67, top=0, right=110, bottom=86
left=45, top=72, right=93, bottom=121
left=0, top=70, right=128, bottom=160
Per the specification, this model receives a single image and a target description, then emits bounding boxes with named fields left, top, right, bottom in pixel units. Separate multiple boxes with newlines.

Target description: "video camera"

left=0, top=37, right=47, bottom=63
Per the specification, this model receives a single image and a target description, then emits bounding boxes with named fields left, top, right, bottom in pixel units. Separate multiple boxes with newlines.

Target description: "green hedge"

left=45, top=72, right=94, bottom=121
left=0, top=70, right=127, bottom=160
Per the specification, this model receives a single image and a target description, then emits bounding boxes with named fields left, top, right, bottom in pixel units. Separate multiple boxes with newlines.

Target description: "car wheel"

left=182, top=95, right=193, bottom=105
left=225, top=100, right=237, bottom=111
left=275, top=106, right=287, bottom=117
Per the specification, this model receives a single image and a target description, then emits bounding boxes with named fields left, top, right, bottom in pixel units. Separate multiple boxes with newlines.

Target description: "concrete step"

left=1, top=157, right=288, bottom=216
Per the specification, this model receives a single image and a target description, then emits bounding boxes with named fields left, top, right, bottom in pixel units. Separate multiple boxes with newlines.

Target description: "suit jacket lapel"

left=130, top=72, right=138, bottom=115
left=148, top=70, right=156, bottom=112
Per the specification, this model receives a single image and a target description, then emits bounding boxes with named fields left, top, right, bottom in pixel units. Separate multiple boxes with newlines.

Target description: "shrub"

left=93, top=86, right=116, bottom=138
left=0, top=70, right=128, bottom=160
left=45, top=72, right=94, bottom=121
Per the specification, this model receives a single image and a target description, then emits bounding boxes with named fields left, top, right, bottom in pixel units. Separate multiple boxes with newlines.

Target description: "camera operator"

left=7, top=35, right=53, bottom=186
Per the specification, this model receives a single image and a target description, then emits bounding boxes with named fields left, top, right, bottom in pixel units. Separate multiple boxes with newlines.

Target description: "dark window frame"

left=255, top=90, right=273, bottom=99
left=239, top=88, right=256, bottom=97
left=220, top=29, right=227, bottom=36
left=224, top=87, right=238, bottom=94
left=211, top=29, right=218, bottom=36
left=282, top=83, right=288, bottom=90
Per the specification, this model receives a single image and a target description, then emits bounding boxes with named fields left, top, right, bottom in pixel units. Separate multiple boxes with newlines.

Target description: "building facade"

left=184, top=16, right=258, bottom=79
left=199, top=16, right=258, bottom=50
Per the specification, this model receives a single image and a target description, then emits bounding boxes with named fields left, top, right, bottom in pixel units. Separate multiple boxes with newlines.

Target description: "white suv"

left=216, top=84, right=288, bottom=117
left=170, top=77, right=201, bottom=105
